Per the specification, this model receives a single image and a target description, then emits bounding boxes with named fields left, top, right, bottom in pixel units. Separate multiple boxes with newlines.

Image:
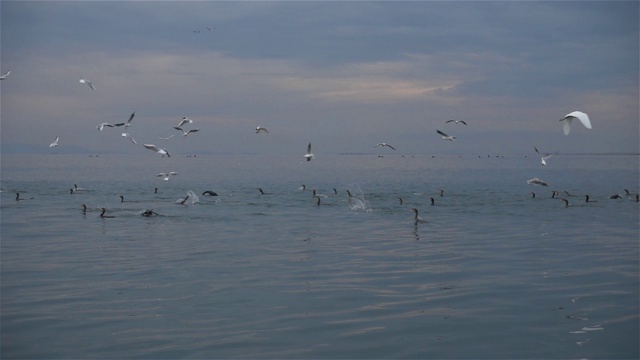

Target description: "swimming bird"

left=636, top=194, right=639, bottom=202
left=0, top=70, right=10, bottom=80
left=177, top=195, right=190, bottom=205
left=316, top=197, right=322, bottom=206
left=256, top=126, right=269, bottom=134
left=624, top=189, right=632, bottom=196
left=258, top=188, right=271, bottom=195
left=15, top=193, right=33, bottom=201
left=551, top=190, right=559, bottom=198
left=531, top=192, right=536, bottom=198
left=99, top=208, right=114, bottom=218
left=439, top=189, right=445, bottom=197
left=398, top=197, right=404, bottom=205
left=411, top=208, right=428, bottom=224
left=121, top=133, right=137, bottom=144
left=534, top=147, right=553, bottom=166
left=174, top=127, right=200, bottom=137
left=561, top=198, right=570, bottom=207
left=202, top=190, right=218, bottom=196
left=144, top=144, right=170, bottom=157
left=560, top=111, right=592, bottom=135
left=446, top=119, right=467, bottom=125
left=73, top=184, right=86, bottom=192
left=79, top=78, right=96, bottom=90
left=154, top=188, right=158, bottom=194
left=304, top=143, right=314, bottom=161
left=120, top=195, right=125, bottom=203
left=564, top=191, right=577, bottom=197
left=430, top=197, right=435, bottom=205
left=97, top=123, right=116, bottom=131
left=177, top=117, right=193, bottom=128
left=157, top=172, right=178, bottom=181
left=374, top=143, right=397, bottom=150
left=299, top=184, right=306, bottom=191
left=49, top=136, right=59, bottom=148
left=141, top=209, right=158, bottom=217
left=436, top=130, right=456, bottom=141
left=585, top=195, right=597, bottom=203
left=609, top=194, right=622, bottom=199
left=82, top=204, right=88, bottom=213
left=527, top=178, right=549, bottom=186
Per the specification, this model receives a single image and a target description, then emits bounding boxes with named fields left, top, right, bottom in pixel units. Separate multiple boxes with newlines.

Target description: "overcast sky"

left=1, top=1, right=638, bottom=156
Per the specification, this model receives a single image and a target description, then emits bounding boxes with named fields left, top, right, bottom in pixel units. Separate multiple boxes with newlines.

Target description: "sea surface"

left=1, top=153, right=638, bottom=359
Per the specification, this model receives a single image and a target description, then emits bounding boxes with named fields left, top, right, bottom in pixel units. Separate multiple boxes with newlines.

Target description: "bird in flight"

left=534, top=146, right=553, bottom=166
left=144, top=144, right=170, bottom=157
left=79, top=78, right=96, bottom=90
left=114, top=112, right=135, bottom=128
left=559, top=111, right=591, bottom=135
left=374, top=143, right=396, bottom=150
left=49, top=137, right=59, bottom=147
left=0, top=70, right=11, bottom=80
left=256, top=126, right=269, bottom=134
left=174, top=127, right=200, bottom=137
left=436, top=130, right=456, bottom=141
left=445, top=120, right=467, bottom=125
left=177, top=117, right=193, bottom=128
left=304, top=143, right=314, bottom=161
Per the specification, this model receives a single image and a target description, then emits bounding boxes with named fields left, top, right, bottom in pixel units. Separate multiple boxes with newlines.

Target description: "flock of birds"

left=4, top=69, right=635, bottom=223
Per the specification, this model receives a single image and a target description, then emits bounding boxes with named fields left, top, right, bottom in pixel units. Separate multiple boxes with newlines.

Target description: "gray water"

left=1, top=153, right=638, bottom=359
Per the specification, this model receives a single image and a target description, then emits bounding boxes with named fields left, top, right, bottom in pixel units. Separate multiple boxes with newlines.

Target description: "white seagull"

left=437, top=130, right=456, bottom=141
left=177, top=117, right=193, bottom=128
left=527, top=177, right=549, bottom=186
left=560, top=111, right=591, bottom=135
left=158, top=134, right=175, bottom=140
left=445, top=119, right=467, bottom=125
left=156, top=172, right=178, bottom=181
left=114, top=112, right=135, bottom=128
left=144, top=144, right=170, bottom=157
left=97, top=123, right=117, bottom=131
left=304, top=143, right=314, bottom=161
left=121, top=133, right=137, bottom=144
left=534, top=147, right=553, bottom=166
left=0, top=70, right=10, bottom=80
left=79, top=78, right=96, bottom=90
left=374, top=143, right=397, bottom=150
left=49, top=137, right=59, bottom=147
left=174, top=127, right=200, bottom=137
left=256, top=126, right=269, bottom=134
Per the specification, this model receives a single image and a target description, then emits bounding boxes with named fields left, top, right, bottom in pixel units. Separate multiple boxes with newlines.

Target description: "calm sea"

left=1, top=153, right=638, bottom=359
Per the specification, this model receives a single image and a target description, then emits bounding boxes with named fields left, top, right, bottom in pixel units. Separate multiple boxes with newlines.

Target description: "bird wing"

left=144, top=144, right=160, bottom=151
left=459, top=120, right=467, bottom=125
left=187, top=129, right=200, bottom=134
left=445, top=120, right=454, bottom=123
left=307, top=143, right=312, bottom=153
left=562, top=118, right=572, bottom=135
left=386, top=144, right=396, bottom=150
left=126, top=112, right=135, bottom=124
left=436, top=130, right=449, bottom=137
left=566, top=111, right=592, bottom=130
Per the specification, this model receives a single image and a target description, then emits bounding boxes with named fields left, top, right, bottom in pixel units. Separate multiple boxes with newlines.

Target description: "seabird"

left=177, top=117, right=193, bottom=128
left=121, top=133, right=137, bottom=144
left=141, top=209, right=158, bottom=217
left=551, top=190, right=559, bottom=198
left=609, top=194, right=622, bottom=199
left=202, top=190, right=218, bottom=196
left=256, top=126, right=269, bottom=134
left=561, top=199, right=570, bottom=207
left=560, top=111, right=592, bottom=135
left=114, top=112, right=135, bottom=128
left=144, top=144, right=170, bottom=157
left=258, top=188, right=271, bottom=195
left=0, top=70, right=11, bottom=80
left=156, top=172, right=178, bottom=181
left=158, top=134, right=175, bottom=140
left=374, top=143, right=397, bottom=150
left=585, top=195, right=597, bottom=203
left=445, top=120, right=467, bottom=125
left=15, top=193, right=33, bottom=201
left=531, top=192, right=536, bottom=198
left=436, top=130, right=456, bottom=141
left=430, top=197, right=435, bottom=205
left=99, top=208, right=114, bottom=218
left=411, top=208, right=428, bottom=224
left=82, top=204, right=88, bottom=213
left=527, top=178, right=549, bottom=186
left=154, top=187, right=158, bottom=194
left=174, top=127, right=200, bottom=137
left=49, top=137, right=59, bottom=148
left=120, top=195, right=125, bottom=203
left=398, top=197, right=403, bottom=205
left=534, top=146, right=553, bottom=166
left=564, top=191, right=577, bottom=197
left=79, top=78, right=96, bottom=90
left=177, top=195, right=190, bottom=205
left=97, top=123, right=116, bottom=131
left=304, top=143, right=314, bottom=161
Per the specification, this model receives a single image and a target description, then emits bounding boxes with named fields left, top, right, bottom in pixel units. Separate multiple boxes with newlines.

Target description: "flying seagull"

left=534, top=147, right=553, bottom=166
left=97, top=123, right=117, bottom=131
left=174, top=127, right=200, bottom=137
left=0, top=70, right=10, bottom=80
left=304, top=143, right=314, bottom=161
left=256, top=126, right=269, bottom=134
left=527, top=177, right=549, bottom=186
left=143, top=144, right=170, bottom=157
left=374, top=143, right=397, bottom=150
left=177, top=117, right=193, bottom=128
left=121, top=133, right=137, bottom=144
left=436, top=130, right=456, bottom=141
left=79, top=78, right=96, bottom=90
left=49, top=137, right=59, bottom=147
left=157, top=172, right=178, bottom=181
left=559, top=111, right=591, bottom=135
left=445, top=120, right=467, bottom=125
left=114, top=112, right=136, bottom=128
